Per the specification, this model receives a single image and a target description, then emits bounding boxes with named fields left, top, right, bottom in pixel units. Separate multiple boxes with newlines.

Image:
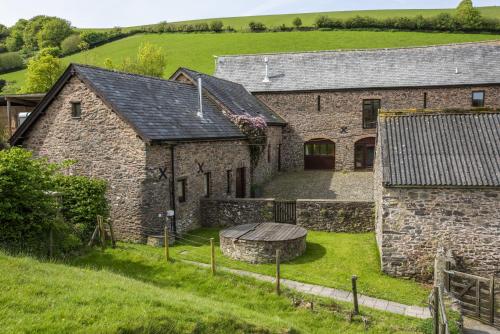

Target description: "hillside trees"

left=104, top=42, right=167, bottom=77
left=22, top=49, right=64, bottom=93
left=210, top=20, right=224, bottom=32
left=456, top=0, right=482, bottom=29
left=292, top=17, right=303, bottom=28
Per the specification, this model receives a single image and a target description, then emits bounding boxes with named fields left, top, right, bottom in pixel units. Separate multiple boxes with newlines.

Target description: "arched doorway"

left=354, top=137, right=375, bottom=170
left=304, top=139, right=335, bottom=170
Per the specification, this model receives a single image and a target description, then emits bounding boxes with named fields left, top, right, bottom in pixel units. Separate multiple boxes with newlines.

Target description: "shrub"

left=315, top=16, right=342, bottom=29
left=61, top=34, right=82, bottom=55
left=0, top=52, right=24, bottom=73
left=210, top=20, right=224, bottom=33
left=248, top=21, right=267, bottom=32
left=292, top=17, right=302, bottom=28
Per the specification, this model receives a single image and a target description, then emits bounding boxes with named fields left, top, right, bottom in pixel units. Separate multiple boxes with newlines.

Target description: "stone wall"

left=375, top=144, right=500, bottom=280
left=255, top=85, right=500, bottom=171
left=200, top=198, right=275, bottom=227
left=252, top=125, right=283, bottom=189
left=22, top=77, right=149, bottom=241
left=296, top=199, right=374, bottom=232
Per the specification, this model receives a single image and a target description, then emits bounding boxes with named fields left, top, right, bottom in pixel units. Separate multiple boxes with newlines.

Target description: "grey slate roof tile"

left=178, top=68, right=285, bottom=125
left=74, top=64, right=244, bottom=141
left=215, top=42, right=500, bottom=92
left=379, top=112, right=500, bottom=187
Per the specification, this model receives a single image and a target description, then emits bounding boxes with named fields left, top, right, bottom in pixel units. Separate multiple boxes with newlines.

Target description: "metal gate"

left=445, top=266, right=499, bottom=328
left=273, top=200, right=296, bottom=224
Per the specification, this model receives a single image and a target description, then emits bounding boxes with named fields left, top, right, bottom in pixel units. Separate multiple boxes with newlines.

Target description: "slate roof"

left=379, top=111, right=500, bottom=187
left=11, top=64, right=245, bottom=144
left=214, top=42, right=500, bottom=92
left=173, top=68, right=285, bottom=125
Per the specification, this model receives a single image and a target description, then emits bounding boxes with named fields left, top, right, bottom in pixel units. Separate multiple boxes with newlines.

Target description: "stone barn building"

left=10, top=64, right=285, bottom=241
left=375, top=110, right=500, bottom=279
left=215, top=42, right=500, bottom=171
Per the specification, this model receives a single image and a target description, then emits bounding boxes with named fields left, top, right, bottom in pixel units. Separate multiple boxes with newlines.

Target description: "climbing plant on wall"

left=230, top=115, right=267, bottom=167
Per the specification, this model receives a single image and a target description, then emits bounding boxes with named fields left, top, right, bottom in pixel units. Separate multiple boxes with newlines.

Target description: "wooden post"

left=48, top=227, right=54, bottom=258
left=275, top=249, right=281, bottom=295
left=98, top=215, right=105, bottom=251
left=445, top=261, right=451, bottom=292
left=108, top=219, right=116, bottom=248
left=433, top=286, right=440, bottom=334
left=476, top=280, right=481, bottom=318
left=490, top=276, right=495, bottom=325
left=352, top=275, right=359, bottom=315
left=210, top=238, right=215, bottom=275
left=164, top=225, right=169, bottom=261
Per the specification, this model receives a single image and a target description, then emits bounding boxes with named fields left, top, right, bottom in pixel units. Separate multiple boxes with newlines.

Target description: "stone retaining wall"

left=201, top=197, right=374, bottom=233
left=201, top=198, right=274, bottom=227
left=296, top=200, right=374, bottom=232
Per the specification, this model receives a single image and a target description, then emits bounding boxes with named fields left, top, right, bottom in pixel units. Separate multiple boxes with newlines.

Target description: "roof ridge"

left=215, top=40, right=500, bottom=58
left=181, top=67, right=248, bottom=87
left=380, top=108, right=500, bottom=117
left=71, top=63, right=194, bottom=88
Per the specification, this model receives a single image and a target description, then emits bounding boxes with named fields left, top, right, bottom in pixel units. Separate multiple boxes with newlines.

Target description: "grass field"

left=168, top=229, right=431, bottom=306
left=84, top=6, right=500, bottom=32
left=0, top=248, right=437, bottom=334
left=2, top=29, right=500, bottom=93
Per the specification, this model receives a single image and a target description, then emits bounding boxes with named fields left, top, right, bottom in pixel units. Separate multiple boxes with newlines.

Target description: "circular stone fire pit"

left=220, top=223, right=307, bottom=264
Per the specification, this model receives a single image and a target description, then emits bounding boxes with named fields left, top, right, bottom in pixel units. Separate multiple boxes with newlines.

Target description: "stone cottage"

left=9, top=64, right=285, bottom=240
left=215, top=42, right=500, bottom=171
left=375, top=109, right=500, bottom=279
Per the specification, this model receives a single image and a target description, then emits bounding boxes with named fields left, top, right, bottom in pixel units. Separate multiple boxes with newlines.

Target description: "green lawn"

left=170, top=229, right=430, bottom=306
left=84, top=6, right=500, bottom=32
left=0, top=249, right=434, bottom=333
left=2, top=29, right=500, bottom=92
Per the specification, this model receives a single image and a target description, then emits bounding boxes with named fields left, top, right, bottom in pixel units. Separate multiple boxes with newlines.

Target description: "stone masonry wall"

left=255, top=85, right=500, bottom=171
left=174, top=141, right=252, bottom=232
left=296, top=199, right=374, bottom=232
left=375, top=142, right=500, bottom=281
left=200, top=198, right=275, bottom=227
left=252, top=125, right=283, bottom=188
left=22, top=77, right=149, bottom=241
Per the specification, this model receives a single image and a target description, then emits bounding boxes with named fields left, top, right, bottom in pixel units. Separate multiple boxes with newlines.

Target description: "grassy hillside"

left=2, top=30, right=500, bottom=92
left=0, top=248, right=433, bottom=333
left=86, top=6, right=500, bottom=32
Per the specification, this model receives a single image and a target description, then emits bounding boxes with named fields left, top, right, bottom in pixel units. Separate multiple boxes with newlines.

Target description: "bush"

left=248, top=21, right=267, bottom=32
left=210, top=20, right=224, bottom=33
left=315, top=16, right=342, bottom=29
left=292, top=17, right=302, bottom=28
left=61, top=34, right=82, bottom=55
left=0, top=52, right=24, bottom=73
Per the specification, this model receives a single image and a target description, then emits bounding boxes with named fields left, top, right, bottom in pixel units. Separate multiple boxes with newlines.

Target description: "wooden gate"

left=273, top=200, right=296, bottom=224
left=445, top=267, right=499, bottom=329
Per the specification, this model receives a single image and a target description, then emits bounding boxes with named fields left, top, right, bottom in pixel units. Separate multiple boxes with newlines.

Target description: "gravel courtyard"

left=261, top=171, right=374, bottom=201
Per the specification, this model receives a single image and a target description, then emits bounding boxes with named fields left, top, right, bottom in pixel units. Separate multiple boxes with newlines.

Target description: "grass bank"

left=2, top=30, right=500, bottom=92
left=0, top=248, right=433, bottom=333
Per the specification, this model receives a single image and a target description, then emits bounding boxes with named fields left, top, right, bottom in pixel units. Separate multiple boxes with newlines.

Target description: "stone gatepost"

left=434, top=246, right=455, bottom=289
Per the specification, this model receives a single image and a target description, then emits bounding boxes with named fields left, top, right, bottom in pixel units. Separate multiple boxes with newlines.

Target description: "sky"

left=1, top=0, right=499, bottom=28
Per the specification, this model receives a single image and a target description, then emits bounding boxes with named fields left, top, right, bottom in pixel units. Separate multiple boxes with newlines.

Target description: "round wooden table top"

left=220, top=223, right=307, bottom=242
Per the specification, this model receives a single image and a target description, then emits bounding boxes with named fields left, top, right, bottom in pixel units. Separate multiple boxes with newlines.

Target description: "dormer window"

left=71, top=102, right=81, bottom=118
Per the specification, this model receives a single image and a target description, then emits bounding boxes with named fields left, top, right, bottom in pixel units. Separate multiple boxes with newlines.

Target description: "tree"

left=5, top=19, right=27, bottom=52
left=315, top=16, right=334, bottom=28
left=61, top=34, right=82, bottom=55
left=23, top=16, right=50, bottom=51
left=37, top=17, right=73, bottom=48
left=455, top=0, right=482, bottom=30
left=248, top=21, right=267, bottom=32
left=116, top=43, right=166, bottom=77
left=210, top=20, right=224, bottom=32
left=22, top=50, right=64, bottom=93
left=292, top=17, right=303, bottom=29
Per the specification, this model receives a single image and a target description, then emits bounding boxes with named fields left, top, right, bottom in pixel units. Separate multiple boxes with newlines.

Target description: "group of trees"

left=136, top=20, right=229, bottom=34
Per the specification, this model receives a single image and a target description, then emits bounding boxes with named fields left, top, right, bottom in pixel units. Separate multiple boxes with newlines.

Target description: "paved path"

left=183, top=260, right=431, bottom=319
left=261, top=171, right=374, bottom=201
left=463, top=317, right=500, bottom=334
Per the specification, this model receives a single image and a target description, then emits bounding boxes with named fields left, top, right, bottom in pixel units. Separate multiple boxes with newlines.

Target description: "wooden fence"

left=273, top=200, right=296, bottom=224
left=430, top=285, right=450, bottom=334
left=444, top=265, right=499, bottom=329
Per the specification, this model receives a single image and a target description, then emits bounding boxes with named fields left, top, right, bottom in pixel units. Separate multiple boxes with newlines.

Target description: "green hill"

left=85, top=6, right=500, bottom=32
left=0, top=247, right=431, bottom=333
left=2, top=29, right=500, bottom=93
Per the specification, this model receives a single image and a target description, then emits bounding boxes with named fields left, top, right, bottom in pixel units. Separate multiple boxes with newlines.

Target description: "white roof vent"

left=197, top=77, right=204, bottom=118
left=263, top=57, right=270, bottom=83
left=455, top=67, right=460, bottom=74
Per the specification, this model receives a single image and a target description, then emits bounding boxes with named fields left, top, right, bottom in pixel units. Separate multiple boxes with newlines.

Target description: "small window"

left=204, top=172, right=211, bottom=198
left=71, top=102, right=82, bottom=118
left=226, top=170, right=232, bottom=195
left=472, top=91, right=484, bottom=107
left=267, top=144, right=271, bottom=163
left=177, top=179, right=186, bottom=203
left=423, top=92, right=427, bottom=109
left=317, top=95, right=321, bottom=112
left=362, top=99, right=380, bottom=129
left=17, top=112, right=30, bottom=126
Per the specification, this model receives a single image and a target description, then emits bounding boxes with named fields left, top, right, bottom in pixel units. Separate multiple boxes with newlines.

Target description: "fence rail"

left=444, top=266, right=499, bottom=329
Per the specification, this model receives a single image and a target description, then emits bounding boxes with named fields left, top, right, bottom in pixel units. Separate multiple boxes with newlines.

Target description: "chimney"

left=263, top=57, right=270, bottom=83
left=197, top=76, right=203, bottom=118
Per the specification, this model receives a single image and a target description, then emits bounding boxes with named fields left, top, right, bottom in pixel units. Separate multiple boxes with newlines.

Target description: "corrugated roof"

left=215, top=42, right=500, bottom=92
left=379, top=111, right=500, bottom=187
left=174, top=68, right=285, bottom=125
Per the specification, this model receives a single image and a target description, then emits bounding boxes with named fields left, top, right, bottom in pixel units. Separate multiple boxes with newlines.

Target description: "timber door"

left=235, top=167, right=246, bottom=198
left=304, top=139, right=335, bottom=170
left=354, top=137, right=375, bottom=170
